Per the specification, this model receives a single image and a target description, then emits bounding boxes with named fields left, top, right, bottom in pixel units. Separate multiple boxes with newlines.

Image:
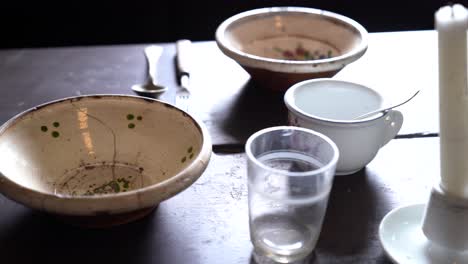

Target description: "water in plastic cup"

left=245, top=126, right=339, bottom=263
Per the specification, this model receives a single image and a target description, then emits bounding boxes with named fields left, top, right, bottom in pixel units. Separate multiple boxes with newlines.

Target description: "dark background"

left=0, top=0, right=457, bottom=48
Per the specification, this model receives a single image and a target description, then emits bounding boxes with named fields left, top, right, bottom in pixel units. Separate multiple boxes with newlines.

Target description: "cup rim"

left=245, top=126, right=339, bottom=177
left=284, top=78, right=388, bottom=125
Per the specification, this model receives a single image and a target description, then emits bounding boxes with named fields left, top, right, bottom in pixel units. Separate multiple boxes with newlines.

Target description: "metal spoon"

left=131, top=45, right=167, bottom=94
left=354, top=90, right=420, bottom=120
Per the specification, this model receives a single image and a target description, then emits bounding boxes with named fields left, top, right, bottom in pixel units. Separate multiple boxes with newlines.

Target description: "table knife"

left=175, top=39, right=192, bottom=112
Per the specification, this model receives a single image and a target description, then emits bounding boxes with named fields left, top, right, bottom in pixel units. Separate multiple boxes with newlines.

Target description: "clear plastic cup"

left=245, top=126, right=339, bottom=263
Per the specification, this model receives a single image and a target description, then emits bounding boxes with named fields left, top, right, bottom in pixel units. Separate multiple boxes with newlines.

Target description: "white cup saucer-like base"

left=379, top=203, right=468, bottom=264
left=335, top=169, right=361, bottom=176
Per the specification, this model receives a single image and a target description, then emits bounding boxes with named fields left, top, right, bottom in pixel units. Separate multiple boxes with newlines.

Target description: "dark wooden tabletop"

left=0, top=30, right=440, bottom=263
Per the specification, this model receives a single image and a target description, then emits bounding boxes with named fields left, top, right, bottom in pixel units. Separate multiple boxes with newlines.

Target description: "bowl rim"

left=215, top=6, right=369, bottom=73
left=0, top=94, right=212, bottom=214
left=284, top=78, right=388, bottom=125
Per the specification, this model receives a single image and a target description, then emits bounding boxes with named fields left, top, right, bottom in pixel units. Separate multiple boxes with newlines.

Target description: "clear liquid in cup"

left=261, top=152, right=322, bottom=172
left=251, top=212, right=321, bottom=263
left=249, top=151, right=330, bottom=263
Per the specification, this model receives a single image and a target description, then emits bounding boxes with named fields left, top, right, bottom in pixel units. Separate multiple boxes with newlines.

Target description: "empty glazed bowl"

left=215, top=6, right=368, bottom=91
left=0, top=95, right=212, bottom=227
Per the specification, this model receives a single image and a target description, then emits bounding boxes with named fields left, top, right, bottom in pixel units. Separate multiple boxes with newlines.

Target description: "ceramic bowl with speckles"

left=215, top=6, right=368, bottom=91
left=0, top=95, right=212, bottom=227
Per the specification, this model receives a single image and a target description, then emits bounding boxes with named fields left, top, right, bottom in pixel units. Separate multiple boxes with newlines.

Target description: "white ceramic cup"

left=284, top=78, right=403, bottom=175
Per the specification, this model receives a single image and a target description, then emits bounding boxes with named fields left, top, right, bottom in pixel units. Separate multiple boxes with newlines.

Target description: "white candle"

left=437, top=4, right=468, bottom=198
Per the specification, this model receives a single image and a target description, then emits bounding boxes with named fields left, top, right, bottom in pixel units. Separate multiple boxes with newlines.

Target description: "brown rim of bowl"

left=215, top=6, right=368, bottom=73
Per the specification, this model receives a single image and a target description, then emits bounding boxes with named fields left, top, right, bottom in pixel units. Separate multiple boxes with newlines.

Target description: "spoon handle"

left=354, top=90, right=420, bottom=120
left=144, top=45, right=164, bottom=86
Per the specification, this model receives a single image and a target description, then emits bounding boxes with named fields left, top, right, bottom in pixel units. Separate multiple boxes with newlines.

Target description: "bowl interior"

left=287, top=80, right=383, bottom=121
left=223, top=9, right=364, bottom=61
left=0, top=96, right=203, bottom=196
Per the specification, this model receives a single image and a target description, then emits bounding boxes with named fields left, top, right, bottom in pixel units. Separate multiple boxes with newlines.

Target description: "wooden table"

left=0, top=30, right=441, bottom=263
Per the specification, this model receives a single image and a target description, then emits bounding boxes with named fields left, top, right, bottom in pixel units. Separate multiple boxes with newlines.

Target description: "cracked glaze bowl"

left=215, top=6, right=368, bottom=91
left=0, top=95, right=212, bottom=227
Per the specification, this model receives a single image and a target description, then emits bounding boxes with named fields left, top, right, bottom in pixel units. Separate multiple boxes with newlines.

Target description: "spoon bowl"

left=131, top=45, right=167, bottom=94
left=131, top=83, right=166, bottom=94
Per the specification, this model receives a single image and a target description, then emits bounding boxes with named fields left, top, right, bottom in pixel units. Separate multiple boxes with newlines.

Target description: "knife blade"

left=175, top=39, right=192, bottom=112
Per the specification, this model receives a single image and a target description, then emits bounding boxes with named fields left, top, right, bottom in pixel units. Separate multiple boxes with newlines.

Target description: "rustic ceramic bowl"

left=215, top=6, right=368, bottom=91
left=0, top=95, right=212, bottom=227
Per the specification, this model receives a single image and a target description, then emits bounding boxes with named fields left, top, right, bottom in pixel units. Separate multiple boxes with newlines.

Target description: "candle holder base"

left=379, top=202, right=468, bottom=263
left=421, top=184, right=468, bottom=250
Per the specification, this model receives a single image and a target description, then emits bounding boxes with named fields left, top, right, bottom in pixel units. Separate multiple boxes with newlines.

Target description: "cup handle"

left=381, top=110, right=404, bottom=147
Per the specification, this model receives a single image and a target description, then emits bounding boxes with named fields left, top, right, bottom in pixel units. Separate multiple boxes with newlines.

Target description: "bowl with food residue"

left=215, top=6, right=368, bottom=91
left=0, top=94, right=212, bottom=227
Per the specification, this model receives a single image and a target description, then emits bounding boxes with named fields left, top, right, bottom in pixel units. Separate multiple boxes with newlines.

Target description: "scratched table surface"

left=0, top=30, right=442, bottom=263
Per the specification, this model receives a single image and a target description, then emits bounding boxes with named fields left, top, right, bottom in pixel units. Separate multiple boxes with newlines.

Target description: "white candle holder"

left=378, top=184, right=468, bottom=263
left=379, top=3, right=468, bottom=263
left=422, top=183, right=468, bottom=250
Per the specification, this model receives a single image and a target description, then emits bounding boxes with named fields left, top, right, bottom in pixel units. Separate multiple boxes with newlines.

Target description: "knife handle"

left=176, top=39, right=192, bottom=77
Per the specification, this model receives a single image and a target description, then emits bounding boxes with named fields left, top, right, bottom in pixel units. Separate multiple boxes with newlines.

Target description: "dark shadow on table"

left=249, top=250, right=317, bottom=264
left=0, top=206, right=193, bottom=264
left=315, top=169, right=394, bottom=263
left=219, top=80, right=289, bottom=144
